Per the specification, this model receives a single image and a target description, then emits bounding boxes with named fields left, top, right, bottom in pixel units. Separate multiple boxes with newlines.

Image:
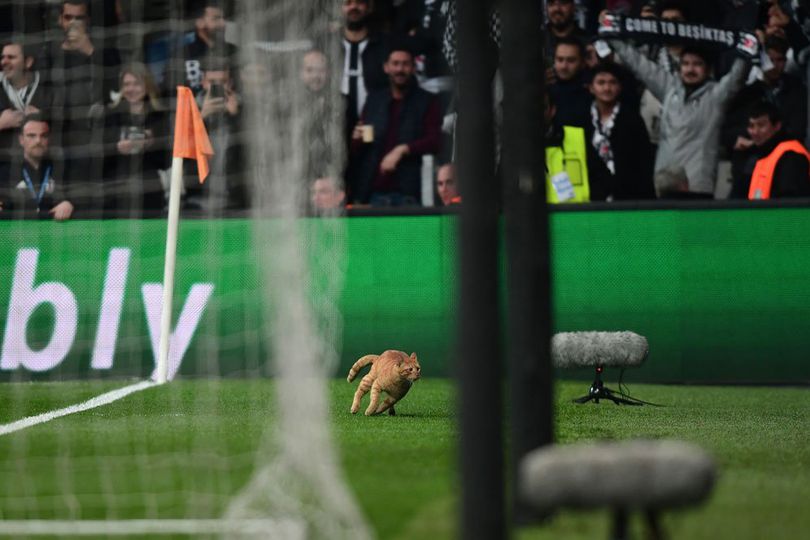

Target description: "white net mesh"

left=0, top=1, right=369, bottom=537
left=225, top=1, right=370, bottom=538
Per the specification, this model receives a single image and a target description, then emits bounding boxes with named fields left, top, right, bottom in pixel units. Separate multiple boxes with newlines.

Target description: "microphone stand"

left=572, top=366, right=647, bottom=406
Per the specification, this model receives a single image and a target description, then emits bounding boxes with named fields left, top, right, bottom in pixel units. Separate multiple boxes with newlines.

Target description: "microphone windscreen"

left=551, top=331, right=649, bottom=369
left=520, top=440, right=716, bottom=511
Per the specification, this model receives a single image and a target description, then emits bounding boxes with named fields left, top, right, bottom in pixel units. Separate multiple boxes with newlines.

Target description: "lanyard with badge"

left=22, top=165, right=52, bottom=207
left=547, top=156, right=576, bottom=202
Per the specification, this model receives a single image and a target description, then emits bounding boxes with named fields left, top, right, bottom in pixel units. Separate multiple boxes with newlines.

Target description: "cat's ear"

left=410, top=352, right=417, bottom=362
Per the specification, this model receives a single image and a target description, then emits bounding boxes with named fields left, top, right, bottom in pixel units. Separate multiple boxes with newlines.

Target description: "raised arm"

left=608, top=40, right=674, bottom=103
left=710, top=57, right=750, bottom=105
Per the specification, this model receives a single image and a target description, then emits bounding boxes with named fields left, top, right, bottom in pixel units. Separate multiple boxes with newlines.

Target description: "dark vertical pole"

left=456, top=1, right=504, bottom=540
left=500, top=0, right=553, bottom=526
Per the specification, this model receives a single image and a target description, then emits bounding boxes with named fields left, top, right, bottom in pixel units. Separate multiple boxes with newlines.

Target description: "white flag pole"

left=156, top=156, right=185, bottom=384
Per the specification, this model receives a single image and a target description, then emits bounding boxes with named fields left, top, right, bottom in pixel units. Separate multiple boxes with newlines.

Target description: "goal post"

left=0, top=1, right=369, bottom=538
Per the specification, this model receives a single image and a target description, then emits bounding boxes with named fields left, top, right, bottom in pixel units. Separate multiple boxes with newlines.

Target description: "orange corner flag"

left=173, top=86, right=214, bottom=183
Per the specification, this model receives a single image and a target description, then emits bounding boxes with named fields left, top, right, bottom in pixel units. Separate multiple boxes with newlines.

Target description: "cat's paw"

left=350, top=405, right=359, bottom=414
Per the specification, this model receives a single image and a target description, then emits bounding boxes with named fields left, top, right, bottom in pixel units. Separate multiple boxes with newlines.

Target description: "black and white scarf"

left=599, top=14, right=758, bottom=58
left=441, top=0, right=501, bottom=73
left=591, top=102, right=620, bottom=175
left=1, top=71, right=40, bottom=112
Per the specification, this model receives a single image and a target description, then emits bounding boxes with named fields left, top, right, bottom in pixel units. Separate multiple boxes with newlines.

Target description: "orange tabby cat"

left=347, top=350, right=421, bottom=416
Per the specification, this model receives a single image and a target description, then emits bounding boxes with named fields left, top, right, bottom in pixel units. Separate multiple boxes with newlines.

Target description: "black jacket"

left=342, top=32, right=389, bottom=132
left=722, top=75, right=808, bottom=152
left=0, top=157, right=69, bottom=219
left=731, top=131, right=810, bottom=199
left=348, top=83, right=439, bottom=203
left=394, top=0, right=452, bottom=79
left=172, top=34, right=239, bottom=96
left=584, top=104, right=656, bottom=201
left=100, top=102, right=170, bottom=216
left=549, top=74, right=591, bottom=130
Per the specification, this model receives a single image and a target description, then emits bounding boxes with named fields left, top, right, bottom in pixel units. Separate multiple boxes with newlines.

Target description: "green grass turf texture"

left=0, top=379, right=807, bottom=539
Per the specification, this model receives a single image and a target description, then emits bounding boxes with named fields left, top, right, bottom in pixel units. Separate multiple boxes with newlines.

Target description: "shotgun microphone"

left=551, top=331, right=653, bottom=405
left=551, top=331, right=649, bottom=369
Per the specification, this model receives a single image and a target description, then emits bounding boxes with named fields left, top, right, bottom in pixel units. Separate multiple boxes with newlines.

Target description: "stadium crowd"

left=1, top=0, right=810, bottom=219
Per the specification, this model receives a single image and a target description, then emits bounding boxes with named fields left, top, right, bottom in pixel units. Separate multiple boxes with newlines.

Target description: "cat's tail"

left=347, top=355, right=378, bottom=383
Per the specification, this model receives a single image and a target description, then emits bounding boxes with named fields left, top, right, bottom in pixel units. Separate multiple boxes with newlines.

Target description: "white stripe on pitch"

left=0, top=519, right=306, bottom=537
left=0, top=380, right=157, bottom=437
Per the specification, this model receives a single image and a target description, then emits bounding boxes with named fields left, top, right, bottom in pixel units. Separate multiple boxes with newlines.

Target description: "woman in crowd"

left=586, top=62, right=656, bottom=201
left=103, top=62, right=169, bottom=217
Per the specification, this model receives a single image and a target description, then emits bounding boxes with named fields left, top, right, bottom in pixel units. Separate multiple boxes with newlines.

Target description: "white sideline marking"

left=0, top=519, right=306, bottom=538
left=0, top=381, right=157, bottom=437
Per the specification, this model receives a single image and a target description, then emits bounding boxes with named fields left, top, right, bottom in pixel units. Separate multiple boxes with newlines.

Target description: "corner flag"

left=155, top=86, right=215, bottom=384
left=172, top=86, right=214, bottom=183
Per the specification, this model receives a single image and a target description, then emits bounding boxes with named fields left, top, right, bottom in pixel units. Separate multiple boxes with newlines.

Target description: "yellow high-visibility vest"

left=546, top=126, right=590, bottom=203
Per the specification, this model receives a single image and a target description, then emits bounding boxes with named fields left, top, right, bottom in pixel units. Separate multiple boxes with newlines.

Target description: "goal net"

left=0, top=0, right=369, bottom=538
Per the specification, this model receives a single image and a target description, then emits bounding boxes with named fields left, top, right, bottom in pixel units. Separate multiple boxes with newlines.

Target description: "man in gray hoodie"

left=605, top=40, right=750, bottom=198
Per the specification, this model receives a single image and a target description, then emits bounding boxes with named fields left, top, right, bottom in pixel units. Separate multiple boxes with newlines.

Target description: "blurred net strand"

left=254, top=39, right=313, bottom=53
left=222, top=1, right=370, bottom=539
left=1, top=0, right=371, bottom=537
left=0, top=518, right=305, bottom=537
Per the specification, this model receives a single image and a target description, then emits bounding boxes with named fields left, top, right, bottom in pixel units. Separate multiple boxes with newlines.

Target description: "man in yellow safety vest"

left=544, top=93, right=595, bottom=203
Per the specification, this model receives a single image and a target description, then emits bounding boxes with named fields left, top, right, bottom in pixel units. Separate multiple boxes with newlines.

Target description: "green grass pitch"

left=0, top=379, right=808, bottom=539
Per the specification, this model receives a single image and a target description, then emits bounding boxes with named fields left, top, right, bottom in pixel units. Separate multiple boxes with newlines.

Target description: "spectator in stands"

left=0, top=114, right=73, bottom=220
left=310, top=176, right=346, bottom=215
left=59, top=0, right=89, bottom=30
left=549, top=37, right=591, bottom=128
left=761, top=0, right=809, bottom=54
left=102, top=63, right=169, bottom=217
left=174, top=0, right=237, bottom=96
left=545, top=0, right=590, bottom=66
left=738, top=34, right=805, bottom=140
left=440, top=0, right=500, bottom=76
left=348, top=45, right=441, bottom=206
left=44, top=0, right=121, bottom=205
left=711, top=0, right=760, bottom=77
left=585, top=40, right=600, bottom=70
left=341, top=0, right=388, bottom=138
left=586, top=63, right=655, bottom=200
left=604, top=14, right=751, bottom=198
left=198, top=57, right=239, bottom=129
left=185, top=56, right=245, bottom=213
left=301, top=49, right=328, bottom=94
left=0, top=41, right=52, bottom=163
left=436, top=162, right=460, bottom=206
left=724, top=35, right=807, bottom=185
left=637, top=1, right=689, bottom=148
left=584, top=38, right=642, bottom=109
left=300, top=49, right=335, bottom=183
left=760, top=36, right=807, bottom=121
left=544, top=93, right=597, bottom=203
left=238, top=60, right=271, bottom=120
left=730, top=101, right=810, bottom=199
left=643, top=1, right=687, bottom=70
left=393, top=0, right=454, bottom=103
left=639, top=0, right=657, bottom=18
left=46, top=1, right=121, bottom=109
